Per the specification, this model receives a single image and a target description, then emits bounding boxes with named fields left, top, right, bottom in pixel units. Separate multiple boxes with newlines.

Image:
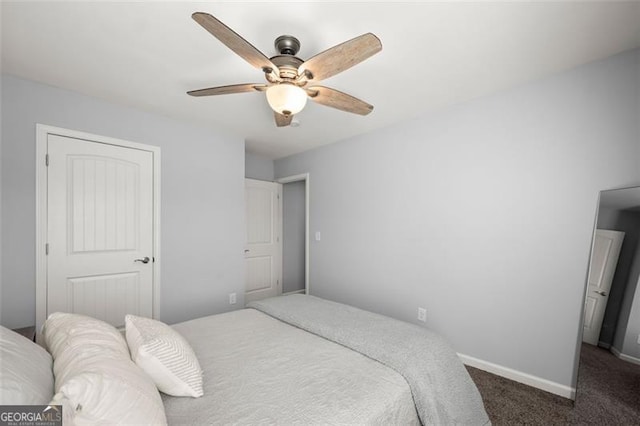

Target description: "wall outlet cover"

left=417, top=307, right=427, bottom=322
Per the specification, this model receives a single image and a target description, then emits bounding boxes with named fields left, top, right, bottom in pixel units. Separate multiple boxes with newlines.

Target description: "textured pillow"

left=43, top=312, right=167, bottom=425
left=0, top=326, right=54, bottom=404
left=125, top=314, right=203, bottom=397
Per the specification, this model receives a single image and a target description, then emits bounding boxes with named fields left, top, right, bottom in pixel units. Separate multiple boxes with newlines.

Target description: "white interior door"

left=583, top=229, right=625, bottom=345
left=47, top=134, right=154, bottom=328
left=245, top=179, right=282, bottom=304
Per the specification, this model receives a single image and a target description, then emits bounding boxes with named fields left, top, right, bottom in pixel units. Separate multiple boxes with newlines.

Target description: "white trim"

left=277, top=173, right=309, bottom=185
left=611, top=346, right=640, bottom=366
left=35, top=124, right=161, bottom=337
left=277, top=173, right=310, bottom=296
left=282, top=289, right=305, bottom=296
left=152, top=145, right=162, bottom=321
left=458, top=353, right=576, bottom=400
left=35, top=126, right=48, bottom=336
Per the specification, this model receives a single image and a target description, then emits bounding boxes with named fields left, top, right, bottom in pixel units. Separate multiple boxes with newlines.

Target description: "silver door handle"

left=135, top=257, right=150, bottom=264
left=244, top=249, right=250, bottom=253
left=594, top=290, right=607, bottom=296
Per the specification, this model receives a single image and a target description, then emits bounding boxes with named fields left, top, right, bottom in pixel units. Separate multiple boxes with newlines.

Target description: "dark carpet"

left=466, top=344, right=640, bottom=425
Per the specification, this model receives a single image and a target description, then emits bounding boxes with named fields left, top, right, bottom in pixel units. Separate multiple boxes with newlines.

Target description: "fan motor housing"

left=274, top=35, right=300, bottom=56
left=270, top=54, right=303, bottom=80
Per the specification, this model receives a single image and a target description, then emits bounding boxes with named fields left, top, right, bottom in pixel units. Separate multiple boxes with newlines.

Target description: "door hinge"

left=45, top=243, right=49, bottom=255
left=45, top=154, right=49, bottom=166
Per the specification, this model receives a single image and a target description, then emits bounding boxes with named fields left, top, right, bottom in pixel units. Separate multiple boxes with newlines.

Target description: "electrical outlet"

left=417, top=307, right=427, bottom=323
left=229, top=293, right=237, bottom=305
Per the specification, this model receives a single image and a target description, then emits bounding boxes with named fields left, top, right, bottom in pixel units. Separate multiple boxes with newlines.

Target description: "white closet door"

left=245, top=179, right=282, bottom=304
left=582, top=229, right=624, bottom=345
left=47, top=134, right=154, bottom=328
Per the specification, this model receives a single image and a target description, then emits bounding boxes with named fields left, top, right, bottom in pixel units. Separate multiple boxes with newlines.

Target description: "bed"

left=0, top=295, right=490, bottom=425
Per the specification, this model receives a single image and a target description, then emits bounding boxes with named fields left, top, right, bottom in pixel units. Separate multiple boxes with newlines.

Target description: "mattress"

left=162, top=308, right=420, bottom=425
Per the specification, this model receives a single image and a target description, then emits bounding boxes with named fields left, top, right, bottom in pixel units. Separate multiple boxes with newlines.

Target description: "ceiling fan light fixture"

left=266, top=83, right=307, bottom=116
left=188, top=13, right=382, bottom=127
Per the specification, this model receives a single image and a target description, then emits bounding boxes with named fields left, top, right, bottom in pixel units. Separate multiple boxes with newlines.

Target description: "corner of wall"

left=245, top=151, right=275, bottom=181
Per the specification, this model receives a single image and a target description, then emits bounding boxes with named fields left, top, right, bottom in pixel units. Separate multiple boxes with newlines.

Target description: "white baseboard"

left=610, top=346, right=640, bottom=366
left=282, top=289, right=305, bottom=296
left=458, top=353, right=576, bottom=400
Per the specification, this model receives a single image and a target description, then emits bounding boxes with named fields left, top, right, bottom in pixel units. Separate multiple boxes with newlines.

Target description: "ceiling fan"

left=187, top=12, right=382, bottom=127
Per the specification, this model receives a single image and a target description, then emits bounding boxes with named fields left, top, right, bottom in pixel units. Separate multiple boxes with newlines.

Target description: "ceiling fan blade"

left=274, top=112, right=293, bottom=127
left=299, top=33, right=381, bottom=82
left=187, top=83, right=267, bottom=97
left=192, top=12, right=279, bottom=75
left=306, top=86, right=374, bottom=115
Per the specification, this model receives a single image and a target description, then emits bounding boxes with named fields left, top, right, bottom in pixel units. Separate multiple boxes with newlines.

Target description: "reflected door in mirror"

left=583, top=229, right=624, bottom=345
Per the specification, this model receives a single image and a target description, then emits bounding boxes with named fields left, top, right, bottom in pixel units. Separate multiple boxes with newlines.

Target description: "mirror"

left=575, top=186, right=640, bottom=414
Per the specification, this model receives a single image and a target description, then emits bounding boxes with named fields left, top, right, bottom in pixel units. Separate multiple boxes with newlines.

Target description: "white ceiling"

left=2, top=2, right=640, bottom=159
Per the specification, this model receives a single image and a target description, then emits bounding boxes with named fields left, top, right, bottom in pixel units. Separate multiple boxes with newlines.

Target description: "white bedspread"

left=250, top=295, right=490, bottom=425
left=162, top=309, right=420, bottom=425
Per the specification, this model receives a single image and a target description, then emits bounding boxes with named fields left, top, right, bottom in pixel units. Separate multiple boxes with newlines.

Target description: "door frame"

left=35, top=124, right=162, bottom=333
left=277, top=173, right=310, bottom=295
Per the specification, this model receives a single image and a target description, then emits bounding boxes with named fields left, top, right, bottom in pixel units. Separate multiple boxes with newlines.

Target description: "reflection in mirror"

left=576, top=186, right=640, bottom=418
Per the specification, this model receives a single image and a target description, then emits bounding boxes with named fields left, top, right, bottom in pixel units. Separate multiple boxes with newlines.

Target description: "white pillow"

left=125, top=314, right=203, bottom=397
left=43, top=312, right=167, bottom=425
left=0, top=326, right=54, bottom=404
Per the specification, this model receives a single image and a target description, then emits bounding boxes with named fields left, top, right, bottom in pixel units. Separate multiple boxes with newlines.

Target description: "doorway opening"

left=278, top=174, right=310, bottom=296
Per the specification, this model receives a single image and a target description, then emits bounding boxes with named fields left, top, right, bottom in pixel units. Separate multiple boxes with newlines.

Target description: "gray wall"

left=596, top=208, right=640, bottom=349
left=245, top=152, right=274, bottom=181
left=275, top=49, right=640, bottom=388
left=596, top=207, right=620, bottom=230
left=283, top=180, right=306, bottom=293
left=1, top=74, right=245, bottom=328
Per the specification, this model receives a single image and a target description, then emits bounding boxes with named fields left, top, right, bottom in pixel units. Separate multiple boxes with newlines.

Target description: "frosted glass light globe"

left=266, top=83, right=307, bottom=116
